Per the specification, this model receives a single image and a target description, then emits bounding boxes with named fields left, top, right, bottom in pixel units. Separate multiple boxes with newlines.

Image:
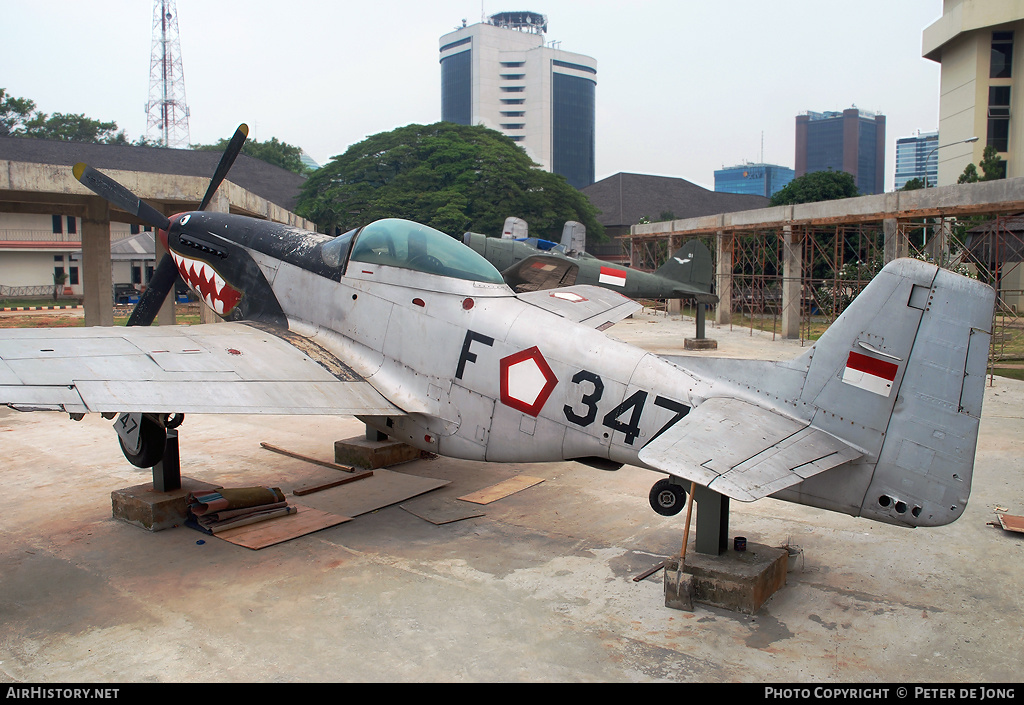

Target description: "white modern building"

left=439, top=11, right=597, bottom=188
left=894, top=130, right=939, bottom=189
left=923, top=1, right=1024, bottom=184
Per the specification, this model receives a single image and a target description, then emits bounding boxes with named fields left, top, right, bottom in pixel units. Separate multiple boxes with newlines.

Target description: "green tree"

left=900, top=177, right=925, bottom=191
left=296, top=122, right=603, bottom=240
left=958, top=145, right=1006, bottom=183
left=194, top=135, right=310, bottom=175
left=769, top=170, right=860, bottom=206
left=0, top=88, right=36, bottom=136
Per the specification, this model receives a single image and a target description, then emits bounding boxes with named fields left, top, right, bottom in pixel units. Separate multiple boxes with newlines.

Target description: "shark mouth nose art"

left=170, top=250, right=243, bottom=315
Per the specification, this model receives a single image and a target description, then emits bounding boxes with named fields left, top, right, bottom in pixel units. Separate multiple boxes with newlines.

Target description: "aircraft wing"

left=0, top=322, right=402, bottom=416
left=637, top=397, right=862, bottom=502
left=502, top=254, right=579, bottom=293
left=517, top=285, right=642, bottom=330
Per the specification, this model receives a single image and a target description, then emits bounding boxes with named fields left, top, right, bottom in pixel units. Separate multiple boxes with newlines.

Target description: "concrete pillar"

left=715, top=230, right=733, bottom=326
left=883, top=218, right=908, bottom=263
left=82, top=197, right=113, bottom=327
left=781, top=225, right=802, bottom=339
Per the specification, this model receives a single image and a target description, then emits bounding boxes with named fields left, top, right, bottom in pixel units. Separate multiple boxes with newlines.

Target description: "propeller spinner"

left=73, top=124, right=250, bottom=326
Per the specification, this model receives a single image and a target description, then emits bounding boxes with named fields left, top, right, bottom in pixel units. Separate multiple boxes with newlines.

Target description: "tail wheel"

left=118, top=414, right=167, bottom=468
left=649, top=478, right=686, bottom=516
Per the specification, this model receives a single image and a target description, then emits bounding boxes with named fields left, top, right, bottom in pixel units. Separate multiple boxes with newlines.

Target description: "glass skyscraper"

left=439, top=12, right=597, bottom=188
left=894, top=131, right=939, bottom=189
left=714, top=163, right=795, bottom=198
left=794, top=108, right=887, bottom=194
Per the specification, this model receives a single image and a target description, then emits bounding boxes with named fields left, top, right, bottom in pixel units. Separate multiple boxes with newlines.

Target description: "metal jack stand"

left=152, top=429, right=182, bottom=492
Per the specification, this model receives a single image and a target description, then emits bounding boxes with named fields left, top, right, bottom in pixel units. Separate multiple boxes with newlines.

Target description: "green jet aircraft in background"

left=462, top=218, right=718, bottom=304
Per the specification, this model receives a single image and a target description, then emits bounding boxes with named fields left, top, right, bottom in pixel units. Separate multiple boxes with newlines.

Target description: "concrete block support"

left=81, top=197, right=113, bottom=327
left=666, top=543, right=788, bottom=614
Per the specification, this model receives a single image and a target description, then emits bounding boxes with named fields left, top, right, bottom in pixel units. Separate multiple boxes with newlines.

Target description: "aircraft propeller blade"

left=72, top=163, right=171, bottom=232
left=198, top=124, right=249, bottom=212
left=126, top=254, right=180, bottom=327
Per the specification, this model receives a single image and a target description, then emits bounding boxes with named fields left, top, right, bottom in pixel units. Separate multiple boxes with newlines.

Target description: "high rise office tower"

left=794, top=108, right=886, bottom=195
left=894, top=130, right=939, bottom=190
left=439, top=11, right=597, bottom=188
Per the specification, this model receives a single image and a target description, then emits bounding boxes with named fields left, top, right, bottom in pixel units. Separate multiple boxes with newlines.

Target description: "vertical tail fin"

left=654, top=239, right=714, bottom=292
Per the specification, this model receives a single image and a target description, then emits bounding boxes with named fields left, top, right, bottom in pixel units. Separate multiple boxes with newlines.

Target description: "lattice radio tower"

left=145, top=0, right=190, bottom=148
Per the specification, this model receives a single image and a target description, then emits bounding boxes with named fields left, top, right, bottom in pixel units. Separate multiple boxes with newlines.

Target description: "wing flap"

left=637, top=397, right=862, bottom=502
left=517, top=284, right=642, bottom=330
left=0, top=322, right=401, bottom=416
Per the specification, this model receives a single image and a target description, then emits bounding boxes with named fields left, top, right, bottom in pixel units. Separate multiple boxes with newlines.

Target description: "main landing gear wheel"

left=649, top=478, right=687, bottom=516
left=117, top=414, right=168, bottom=468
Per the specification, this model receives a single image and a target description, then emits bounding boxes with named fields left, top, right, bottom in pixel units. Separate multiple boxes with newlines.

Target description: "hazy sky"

left=2, top=1, right=944, bottom=191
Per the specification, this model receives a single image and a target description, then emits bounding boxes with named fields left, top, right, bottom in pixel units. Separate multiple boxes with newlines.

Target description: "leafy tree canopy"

left=193, top=135, right=310, bottom=176
left=769, top=169, right=860, bottom=206
left=958, top=145, right=1006, bottom=183
left=295, top=122, right=603, bottom=240
left=1, top=88, right=127, bottom=144
left=900, top=177, right=925, bottom=191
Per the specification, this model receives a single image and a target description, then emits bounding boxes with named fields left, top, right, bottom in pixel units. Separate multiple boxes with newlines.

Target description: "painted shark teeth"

left=170, top=251, right=242, bottom=316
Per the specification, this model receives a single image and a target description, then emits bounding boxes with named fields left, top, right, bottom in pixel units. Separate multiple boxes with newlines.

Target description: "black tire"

left=649, top=478, right=686, bottom=516
left=119, top=415, right=167, bottom=468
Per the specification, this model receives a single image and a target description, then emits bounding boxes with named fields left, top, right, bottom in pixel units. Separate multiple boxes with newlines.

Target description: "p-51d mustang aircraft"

left=0, top=126, right=996, bottom=527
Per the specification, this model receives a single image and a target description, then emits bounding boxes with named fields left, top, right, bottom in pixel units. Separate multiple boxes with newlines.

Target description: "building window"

left=130, top=224, right=140, bottom=235
left=69, top=267, right=79, bottom=286
left=66, top=216, right=76, bottom=235
left=52, top=215, right=62, bottom=234
left=441, top=49, right=472, bottom=125
left=991, top=31, right=1013, bottom=79
left=500, top=86, right=524, bottom=93
left=501, top=111, right=525, bottom=117
left=500, top=74, right=524, bottom=80
left=552, top=73, right=596, bottom=188
left=500, top=61, right=524, bottom=67
left=553, top=59, right=597, bottom=75
left=500, top=98, right=525, bottom=105
left=131, top=266, right=142, bottom=285
left=988, top=85, right=1011, bottom=152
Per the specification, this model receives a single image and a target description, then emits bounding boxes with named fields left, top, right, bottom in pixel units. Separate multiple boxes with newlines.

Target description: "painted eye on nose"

left=180, top=214, right=191, bottom=225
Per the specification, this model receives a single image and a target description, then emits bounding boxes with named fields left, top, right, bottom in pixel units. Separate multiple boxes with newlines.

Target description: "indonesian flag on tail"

left=842, top=350, right=899, bottom=397
left=598, top=266, right=627, bottom=287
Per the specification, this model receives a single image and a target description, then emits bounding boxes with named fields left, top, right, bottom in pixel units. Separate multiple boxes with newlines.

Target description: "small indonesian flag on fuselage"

left=842, top=350, right=899, bottom=397
left=598, top=266, right=627, bottom=287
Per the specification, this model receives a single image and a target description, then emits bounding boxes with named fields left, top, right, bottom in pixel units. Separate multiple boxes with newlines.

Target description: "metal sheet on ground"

left=400, top=496, right=485, bottom=525
left=213, top=505, right=351, bottom=550
left=457, top=475, right=544, bottom=505
left=998, top=514, right=1024, bottom=533
left=295, top=468, right=450, bottom=518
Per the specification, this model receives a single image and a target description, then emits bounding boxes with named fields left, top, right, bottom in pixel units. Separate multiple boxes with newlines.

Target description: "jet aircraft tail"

left=654, top=240, right=714, bottom=293
left=647, top=258, right=995, bottom=527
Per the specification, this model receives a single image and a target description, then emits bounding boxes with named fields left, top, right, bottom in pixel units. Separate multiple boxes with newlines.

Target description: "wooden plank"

left=401, top=496, right=485, bottom=525
left=998, top=514, right=1024, bottom=533
left=215, top=505, right=351, bottom=550
left=457, top=475, right=544, bottom=505
left=293, top=470, right=373, bottom=496
left=260, top=442, right=355, bottom=473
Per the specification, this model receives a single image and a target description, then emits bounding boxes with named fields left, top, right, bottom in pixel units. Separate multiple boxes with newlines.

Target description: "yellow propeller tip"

left=72, top=163, right=86, bottom=180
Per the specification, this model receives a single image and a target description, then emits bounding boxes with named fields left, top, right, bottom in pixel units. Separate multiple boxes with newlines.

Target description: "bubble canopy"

left=322, top=218, right=506, bottom=285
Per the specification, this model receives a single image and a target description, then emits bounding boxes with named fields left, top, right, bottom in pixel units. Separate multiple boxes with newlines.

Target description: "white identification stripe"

left=599, top=271, right=626, bottom=286
left=841, top=367, right=893, bottom=396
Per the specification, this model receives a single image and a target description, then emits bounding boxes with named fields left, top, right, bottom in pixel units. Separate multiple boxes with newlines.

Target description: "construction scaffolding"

left=624, top=179, right=1024, bottom=376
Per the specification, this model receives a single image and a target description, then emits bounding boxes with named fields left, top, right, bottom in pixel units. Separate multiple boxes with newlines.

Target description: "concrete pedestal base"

left=334, top=436, right=422, bottom=469
left=664, top=542, right=787, bottom=614
left=684, top=338, right=718, bottom=350
left=111, top=477, right=221, bottom=532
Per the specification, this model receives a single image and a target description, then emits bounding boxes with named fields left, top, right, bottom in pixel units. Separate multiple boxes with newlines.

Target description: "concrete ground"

left=1, top=312, right=1022, bottom=683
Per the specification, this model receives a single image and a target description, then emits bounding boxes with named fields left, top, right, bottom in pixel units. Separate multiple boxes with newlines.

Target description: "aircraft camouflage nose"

left=170, top=250, right=243, bottom=315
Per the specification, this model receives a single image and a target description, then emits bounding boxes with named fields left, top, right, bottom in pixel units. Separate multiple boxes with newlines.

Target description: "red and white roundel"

left=499, top=347, right=558, bottom=417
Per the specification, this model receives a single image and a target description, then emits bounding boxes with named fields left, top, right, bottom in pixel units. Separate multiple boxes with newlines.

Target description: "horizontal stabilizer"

left=517, top=284, right=642, bottom=330
left=637, top=397, right=862, bottom=502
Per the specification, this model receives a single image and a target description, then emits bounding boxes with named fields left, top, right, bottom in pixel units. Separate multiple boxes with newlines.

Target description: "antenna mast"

left=145, top=0, right=190, bottom=148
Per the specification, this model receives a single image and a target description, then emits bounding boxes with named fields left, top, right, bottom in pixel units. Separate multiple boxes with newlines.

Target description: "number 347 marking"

left=562, top=370, right=690, bottom=445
